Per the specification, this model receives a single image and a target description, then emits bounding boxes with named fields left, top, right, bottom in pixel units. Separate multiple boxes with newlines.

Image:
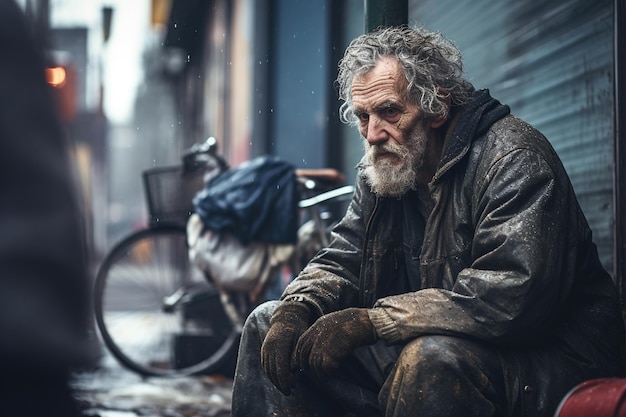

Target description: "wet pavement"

left=71, top=342, right=233, bottom=417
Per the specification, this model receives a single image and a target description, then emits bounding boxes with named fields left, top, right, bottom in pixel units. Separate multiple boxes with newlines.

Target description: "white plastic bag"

left=187, top=214, right=294, bottom=296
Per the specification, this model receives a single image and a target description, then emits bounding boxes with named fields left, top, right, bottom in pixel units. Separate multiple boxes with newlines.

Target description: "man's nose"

left=366, top=117, right=387, bottom=146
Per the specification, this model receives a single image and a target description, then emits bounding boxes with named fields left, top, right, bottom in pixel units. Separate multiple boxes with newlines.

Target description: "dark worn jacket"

left=282, top=91, right=624, bottom=363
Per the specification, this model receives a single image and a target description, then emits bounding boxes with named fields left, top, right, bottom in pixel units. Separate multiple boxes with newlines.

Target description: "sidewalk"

left=72, top=342, right=233, bottom=417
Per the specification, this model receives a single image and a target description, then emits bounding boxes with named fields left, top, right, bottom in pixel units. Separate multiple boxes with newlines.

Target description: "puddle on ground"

left=73, top=346, right=232, bottom=417
left=84, top=411, right=138, bottom=417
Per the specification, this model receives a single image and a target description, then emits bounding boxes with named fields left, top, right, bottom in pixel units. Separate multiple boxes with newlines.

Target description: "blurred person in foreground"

left=0, top=0, right=95, bottom=415
left=231, top=25, right=625, bottom=417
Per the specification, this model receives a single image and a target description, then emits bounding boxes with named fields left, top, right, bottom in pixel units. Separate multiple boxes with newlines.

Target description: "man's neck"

left=415, top=128, right=445, bottom=186
left=415, top=110, right=462, bottom=186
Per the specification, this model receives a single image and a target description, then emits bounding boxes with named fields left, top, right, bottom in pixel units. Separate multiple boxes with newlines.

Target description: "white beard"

left=361, top=126, right=428, bottom=197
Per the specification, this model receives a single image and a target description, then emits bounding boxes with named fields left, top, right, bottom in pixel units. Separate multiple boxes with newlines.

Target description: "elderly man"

left=231, top=25, right=625, bottom=417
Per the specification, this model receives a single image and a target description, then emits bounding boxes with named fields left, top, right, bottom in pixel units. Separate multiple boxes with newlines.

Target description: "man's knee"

left=243, top=300, right=279, bottom=332
left=397, top=335, right=473, bottom=372
left=381, top=336, right=505, bottom=416
left=395, top=335, right=503, bottom=387
left=389, top=336, right=501, bottom=399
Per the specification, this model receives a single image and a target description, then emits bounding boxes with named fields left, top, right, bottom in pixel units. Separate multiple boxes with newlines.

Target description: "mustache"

left=365, top=141, right=410, bottom=162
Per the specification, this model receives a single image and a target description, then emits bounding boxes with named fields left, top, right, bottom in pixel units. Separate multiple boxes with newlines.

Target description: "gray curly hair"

left=337, top=25, right=474, bottom=125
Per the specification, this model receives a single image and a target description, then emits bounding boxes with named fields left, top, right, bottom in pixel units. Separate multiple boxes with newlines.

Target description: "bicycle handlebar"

left=298, top=185, right=354, bottom=208
left=185, top=136, right=218, bottom=156
left=182, top=137, right=229, bottom=173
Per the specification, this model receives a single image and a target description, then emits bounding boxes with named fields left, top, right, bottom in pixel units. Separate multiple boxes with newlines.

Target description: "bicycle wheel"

left=94, top=225, right=241, bottom=377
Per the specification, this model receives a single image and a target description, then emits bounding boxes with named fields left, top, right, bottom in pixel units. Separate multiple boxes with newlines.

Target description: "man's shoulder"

left=481, top=114, right=554, bottom=156
left=471, top=114, right=566, bottom=182
left=489, top=114, right=542, bottom=138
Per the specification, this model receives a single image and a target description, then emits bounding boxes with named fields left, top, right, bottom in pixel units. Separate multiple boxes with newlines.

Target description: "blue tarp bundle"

left=193, top=156, right=298, bottom=244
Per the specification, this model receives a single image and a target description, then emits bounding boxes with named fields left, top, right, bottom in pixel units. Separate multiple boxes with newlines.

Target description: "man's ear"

left=429, top=88, right=451, bottom=129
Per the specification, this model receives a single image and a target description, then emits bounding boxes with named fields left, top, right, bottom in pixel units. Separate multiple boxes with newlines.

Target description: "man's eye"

left=383, top=107, right=399, bottom=117
left=358, top=113, right=369, bottom=122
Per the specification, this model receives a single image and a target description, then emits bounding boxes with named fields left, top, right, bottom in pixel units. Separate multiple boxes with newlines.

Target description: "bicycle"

left=93, top=137, right=354, bottom=378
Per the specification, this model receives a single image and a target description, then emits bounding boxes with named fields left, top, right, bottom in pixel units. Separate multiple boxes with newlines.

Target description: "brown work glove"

left=260, top=301, right=311, bottom=395
left=293, top=308, right=377, bottom=378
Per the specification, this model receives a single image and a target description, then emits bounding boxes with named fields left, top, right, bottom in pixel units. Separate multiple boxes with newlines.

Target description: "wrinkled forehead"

left=351, top=56, right=408, bottom=104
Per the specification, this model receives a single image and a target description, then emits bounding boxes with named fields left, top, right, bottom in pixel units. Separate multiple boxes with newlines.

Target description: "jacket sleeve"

left=369, top=143, right=587, bottom=346
left=280, top=176, right=371, bottom=317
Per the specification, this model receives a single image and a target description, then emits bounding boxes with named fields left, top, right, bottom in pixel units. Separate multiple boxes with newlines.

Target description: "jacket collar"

left=432, top=89, right=510, bottom=183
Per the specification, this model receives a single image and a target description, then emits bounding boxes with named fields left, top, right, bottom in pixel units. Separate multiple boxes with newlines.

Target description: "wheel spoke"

left=94, top=226, right=238, bottom=377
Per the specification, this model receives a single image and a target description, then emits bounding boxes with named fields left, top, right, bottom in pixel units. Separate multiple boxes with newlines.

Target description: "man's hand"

left=293, top=308, right=377, bottom=377
left=260, top=301, right=310, bottom=395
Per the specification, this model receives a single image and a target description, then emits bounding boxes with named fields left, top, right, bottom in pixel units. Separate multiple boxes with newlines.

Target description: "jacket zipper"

left=359, top=196, right=380, bottom=306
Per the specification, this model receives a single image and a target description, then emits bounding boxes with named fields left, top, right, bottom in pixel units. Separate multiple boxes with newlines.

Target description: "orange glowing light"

left=45, top=66, right=67, bottom=87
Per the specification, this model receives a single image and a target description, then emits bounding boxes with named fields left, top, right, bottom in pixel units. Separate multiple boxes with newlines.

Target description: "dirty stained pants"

left=231, top=301, right=620, bottom=416
left=231, top=300, right=510, bottom=417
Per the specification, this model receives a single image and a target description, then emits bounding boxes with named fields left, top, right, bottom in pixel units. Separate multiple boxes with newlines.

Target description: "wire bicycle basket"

left=142, top=165, right=206, bottom=227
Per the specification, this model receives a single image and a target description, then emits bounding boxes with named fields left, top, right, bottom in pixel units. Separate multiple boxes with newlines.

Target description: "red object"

left=555, top=378, right=626, bottom=417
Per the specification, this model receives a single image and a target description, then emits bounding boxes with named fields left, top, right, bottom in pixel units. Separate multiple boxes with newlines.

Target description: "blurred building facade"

left=14, top=0, right=110, bottom=261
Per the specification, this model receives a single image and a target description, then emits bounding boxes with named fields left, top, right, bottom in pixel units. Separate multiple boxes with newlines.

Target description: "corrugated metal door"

left=409, top=0, right=615, bottom=274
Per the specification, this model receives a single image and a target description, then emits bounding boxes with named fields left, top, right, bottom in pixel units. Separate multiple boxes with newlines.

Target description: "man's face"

left=351, top=56, right=430, bottom=197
